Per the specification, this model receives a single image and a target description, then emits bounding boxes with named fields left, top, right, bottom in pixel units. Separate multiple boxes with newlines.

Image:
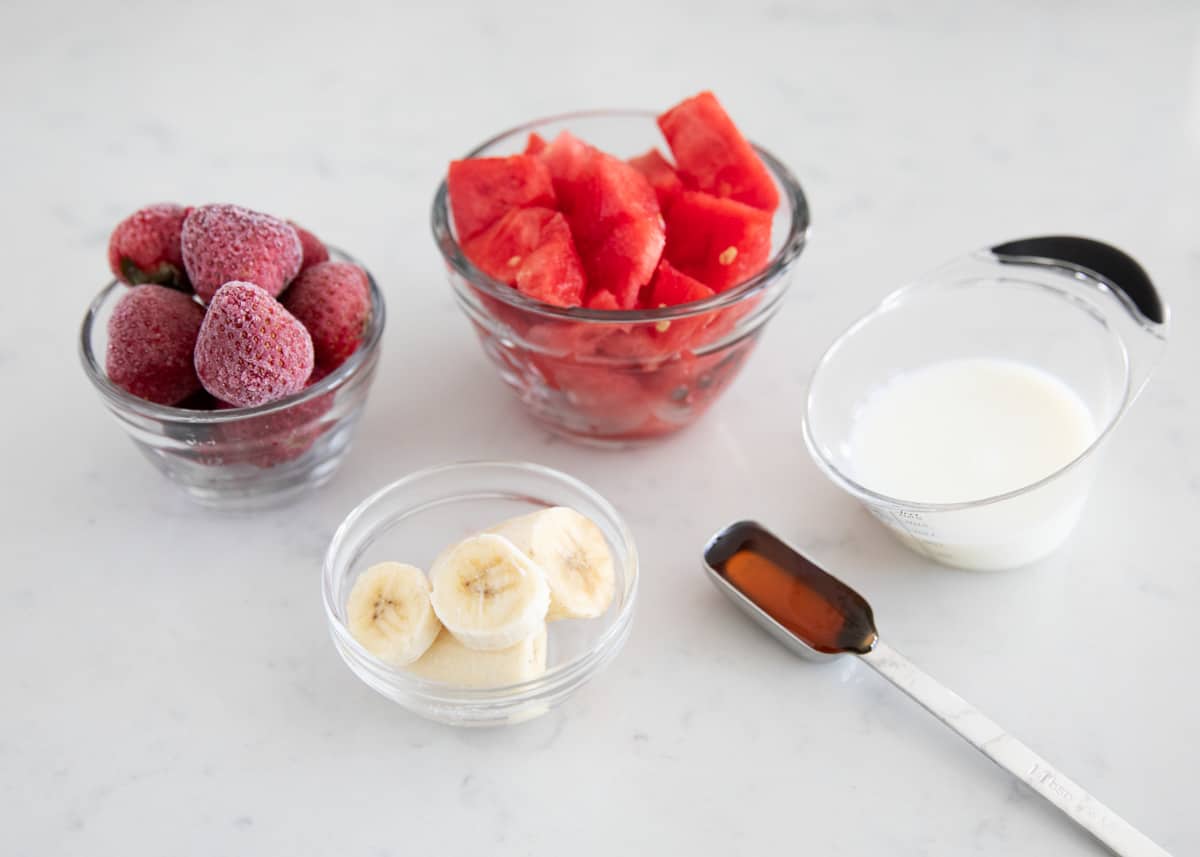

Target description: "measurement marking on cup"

left=1029, top=763, right=1075, bottom=804
left=886, top=509, right=936, bottom=539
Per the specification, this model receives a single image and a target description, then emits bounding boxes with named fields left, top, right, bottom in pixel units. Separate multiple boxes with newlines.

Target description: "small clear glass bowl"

left=432, top=110, right=810, bottom=447
left=79, top=249, right=386, bottom=509
left=322, top=461, right=638, bottom=727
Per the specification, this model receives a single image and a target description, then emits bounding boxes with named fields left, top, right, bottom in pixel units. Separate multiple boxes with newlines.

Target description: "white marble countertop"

left=3, top=0, right=1198, bottom=853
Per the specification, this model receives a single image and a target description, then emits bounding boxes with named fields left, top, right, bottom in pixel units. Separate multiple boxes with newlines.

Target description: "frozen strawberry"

left=107, top=203, right=191, bottom=289
left=448, top=155, right=556, bottom=241
left=181, top=204, right=303, bottom=302
left=194, top=281, right=314, bottom=408
left=176, top=389, right=221, bottom=410
left=629, top=149, right=684, bottom=213
left=289, top=221, right=330, bottom=273
left=209, top=364, right=334, bottom=467
left=105, top=284, right=205, bottom=405
left=282, top=261, right=371, bottom=370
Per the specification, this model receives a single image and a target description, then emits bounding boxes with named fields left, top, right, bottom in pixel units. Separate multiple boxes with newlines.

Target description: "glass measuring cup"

left=803, top=236, right=1169, bottom=570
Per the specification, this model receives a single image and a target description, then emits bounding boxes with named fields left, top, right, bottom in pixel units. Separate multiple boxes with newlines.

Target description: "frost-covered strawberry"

left=107, top=203, right=191, bottom=289
left=181, top=204, right=302, bottom=302
left=194, top=281, right=314, bottom=407
left=105, top=285, right=205, bottom=404
left=282, top=261, right=371, bottom=370
left=290, top=220, right=330, bottom=273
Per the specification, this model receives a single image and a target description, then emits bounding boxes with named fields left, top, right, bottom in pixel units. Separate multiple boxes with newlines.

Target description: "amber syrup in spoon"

left=705, top=521, right=877, bottom=655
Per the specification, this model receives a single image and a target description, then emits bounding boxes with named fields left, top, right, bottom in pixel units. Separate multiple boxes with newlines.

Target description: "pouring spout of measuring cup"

left=703, top=521, right=1175, bottom=857
left=989, top=235, right=1169, bottom=406
left=990, top=235, right=1166, bottom=325
left=977, top=234, right=1169, bottom=407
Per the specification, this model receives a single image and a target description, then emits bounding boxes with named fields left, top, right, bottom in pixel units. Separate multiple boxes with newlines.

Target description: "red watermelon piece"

left=515, top=214, right=586, bottom=307
left=463, top=207, right=556, bottom=284
left=586, top=290, right=621, bottom=310
left=541, top=130, right=592, bottom=187
left=462, top=208, right=584, bottom=307
left=658, top=91, right=779, bottom=212
left=642, top=260, right=717, bottom=353
left=589, top=262, right=716, bottom=365
left=551, top=362, right=650, bottom=435
left=524, top=132, right=548, bottom=156
left=641, top=340, right=755, bottom=427
left=544, top=132, right=665, bottom=308
left=664, top=191, right=772, bottom=292
left=629, top=149, right=684, bottom=213
left=649, top=258, right=715, bottom=308
left=448, top=155, right=556, bottom=242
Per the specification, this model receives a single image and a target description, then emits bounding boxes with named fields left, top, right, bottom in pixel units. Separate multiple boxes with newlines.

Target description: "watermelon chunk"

left=629, top=149, right=684, bottom=213
left=541, top=130, right=592, bottom=187
left=448, top=155, right=556, bottom=241
left=591, top=263, right=716, bottom=364
left=524, top=132, right=548, bottom=156
left=641, top=341, right=755, bottom=426
left=586, top=290, right=621, bottom=310
left=658, top=91, right=779, bottom=212
left=649, top=258, right=715, bottom=307
left=551, top=363, right=650, bottom=435
left=463, top=207, right=556, bottom=284
left=642, top=260, right=716, bottom=353
left=514, top=214, right=586, bottom=307
left=664, top=191, right=772, bottom=292
left=544, top=132, right=665, bottom=308
left=462, top=207, right=585, bottom=307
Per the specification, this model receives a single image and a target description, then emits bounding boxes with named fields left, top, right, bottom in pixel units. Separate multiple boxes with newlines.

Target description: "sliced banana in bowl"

left=323, top=460, right=639, bottom=726
left=407, top=625, right=548, bottom=689
left=428, top=533, right=551, bottom=651
left=488, top=506, right=616, bottom=621
left=346, top=562, right=442, bottom=667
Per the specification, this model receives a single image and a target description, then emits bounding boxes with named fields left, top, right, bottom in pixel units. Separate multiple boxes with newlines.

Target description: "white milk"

left=847, top=358, right=1099, bottom=569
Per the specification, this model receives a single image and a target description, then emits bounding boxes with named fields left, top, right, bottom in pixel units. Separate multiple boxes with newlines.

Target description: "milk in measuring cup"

left=848, top=358, right=1099, bottom=568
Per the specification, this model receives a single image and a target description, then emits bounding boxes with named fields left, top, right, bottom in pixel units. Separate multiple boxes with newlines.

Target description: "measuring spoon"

left=703, top=520, right=1172, bottom=857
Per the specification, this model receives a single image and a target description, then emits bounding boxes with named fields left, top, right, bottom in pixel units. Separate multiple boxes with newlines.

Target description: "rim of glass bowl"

left=321, top=460, right=640, bottom=704
left=78, top=247, right=386, bottom=423
left=801, top=277, right=1131, bottom=514
left=431, top=109, right=811, bottom=324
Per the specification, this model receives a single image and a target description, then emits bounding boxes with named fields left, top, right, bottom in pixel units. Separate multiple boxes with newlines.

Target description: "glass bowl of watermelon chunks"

left=433, top=94, right=810, bottom=445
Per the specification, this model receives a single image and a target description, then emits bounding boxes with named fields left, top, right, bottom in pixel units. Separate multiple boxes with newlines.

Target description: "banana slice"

left=405, top=625, right=548, bottom=688
left=489, top=507, right=615, bottom=620
left=346, top=562, right=441, bottom=667
left=428, top=533, right=551, bottom=651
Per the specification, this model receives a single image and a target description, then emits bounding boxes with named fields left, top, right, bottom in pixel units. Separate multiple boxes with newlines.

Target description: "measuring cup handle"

left=990, top=235, right=1166, bottom=326
left=981, top=235, right=1168, bottom=403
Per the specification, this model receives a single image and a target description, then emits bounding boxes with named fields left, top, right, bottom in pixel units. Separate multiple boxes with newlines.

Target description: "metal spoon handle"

left=860, top=640, right=1171, bottom=857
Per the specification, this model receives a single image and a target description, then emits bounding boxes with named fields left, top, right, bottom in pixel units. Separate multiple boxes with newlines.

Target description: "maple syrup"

left=705, top=522, right=877, bottom=655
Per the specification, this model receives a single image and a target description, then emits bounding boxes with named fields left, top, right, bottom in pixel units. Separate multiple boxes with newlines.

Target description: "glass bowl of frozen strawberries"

left=432, top=91, right=810, bottom=446
left=80, top=203, right=385, bottom=508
